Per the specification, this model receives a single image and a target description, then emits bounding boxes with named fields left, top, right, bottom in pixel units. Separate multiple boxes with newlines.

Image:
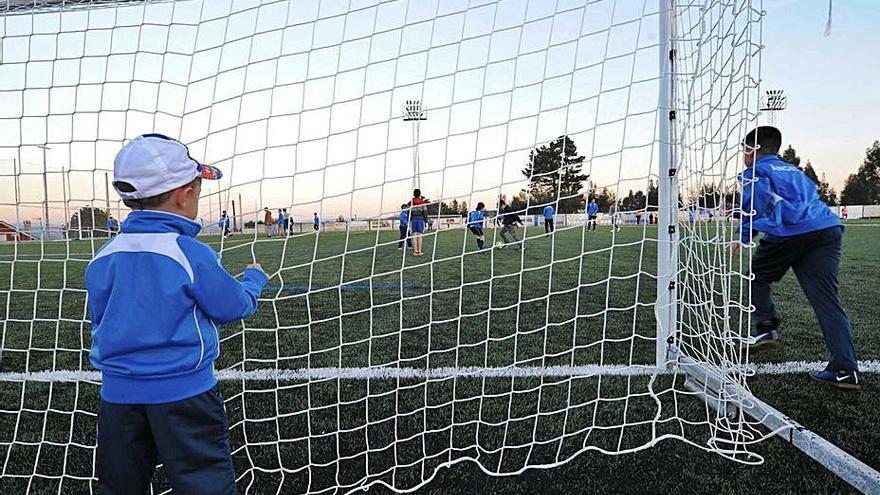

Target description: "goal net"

left=0, top=0, right=767, bottom=493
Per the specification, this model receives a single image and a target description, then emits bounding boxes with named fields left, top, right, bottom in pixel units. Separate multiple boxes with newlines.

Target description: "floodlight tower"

left=760, top=89, right=787, bottom=126
left=403, top=99, right=427, bottom=190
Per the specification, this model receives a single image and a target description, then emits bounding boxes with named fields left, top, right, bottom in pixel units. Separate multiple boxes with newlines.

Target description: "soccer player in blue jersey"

left=587, top=198, right=599, bottom=232
left=87, top=134, right=268, bottom=493
left=467, top=202, right=487, bottom=250
left=398, top=203, right=412, bottom=250
left=735, top=126, right=859, bottom=390
left=542, top=204, right=555, bottom=233
left=276, top=209, right=285, bottom=236
left=408, top=189, right=428, bottom=256
left=106, top=215, right=119, bottom=237
left=313, top=212, right=320, bottom=232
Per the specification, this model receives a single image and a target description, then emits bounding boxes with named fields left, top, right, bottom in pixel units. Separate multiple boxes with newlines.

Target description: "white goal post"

left=0, top=0, right=878, bottom=494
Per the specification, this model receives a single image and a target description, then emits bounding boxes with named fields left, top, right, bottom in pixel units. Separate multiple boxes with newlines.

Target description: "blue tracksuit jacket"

left=86, top=210, right=268, bottom=404
left=739, top=154, right=840, bottom=243
left=468, top=210, right=485, bottom=227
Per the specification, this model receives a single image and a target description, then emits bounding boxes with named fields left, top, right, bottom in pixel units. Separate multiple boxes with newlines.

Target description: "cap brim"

left=199, top=163, right=223, bottom=180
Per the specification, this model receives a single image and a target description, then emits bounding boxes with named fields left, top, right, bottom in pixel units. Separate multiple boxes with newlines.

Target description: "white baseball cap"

left=113, top=133, right=222, bottom=200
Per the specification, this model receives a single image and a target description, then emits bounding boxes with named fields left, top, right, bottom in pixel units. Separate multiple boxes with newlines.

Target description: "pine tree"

left=68, top=206, right=110, bottom=239
left=802, top=161, right=820, bottom=184
left=646, top=179, right=659, bottom=211
left=509, top=191, right=529, bottom=213
left=802, top=161, right=837, bottom=206
left=818, top=173, right=837, bottom=206
left=621, top=190, right=646, bottom=211
left=840, top=141, right=880, bottom=205
left=522, top=135, right=588, bottom=213
left=591, top=188, right=617, bottom=212
left=780, top=145, right=801, bottom=168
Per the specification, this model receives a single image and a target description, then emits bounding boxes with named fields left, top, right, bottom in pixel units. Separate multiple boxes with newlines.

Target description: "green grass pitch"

left=0, top=223, right=877, bottom=494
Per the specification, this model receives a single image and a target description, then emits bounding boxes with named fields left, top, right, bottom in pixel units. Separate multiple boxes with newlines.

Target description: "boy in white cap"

left=86, top=133, right=268, bottom=494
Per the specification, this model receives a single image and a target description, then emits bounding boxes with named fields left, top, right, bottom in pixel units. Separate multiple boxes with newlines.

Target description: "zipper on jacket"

left=193, top=306, right=205, bottom=369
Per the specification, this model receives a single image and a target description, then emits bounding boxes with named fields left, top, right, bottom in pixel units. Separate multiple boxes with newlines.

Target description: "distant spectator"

left=542, top=204, right=555, bottom=233
left=263, top=208, right=275, bottom=238
left=609, top=202, right=621, bottom=232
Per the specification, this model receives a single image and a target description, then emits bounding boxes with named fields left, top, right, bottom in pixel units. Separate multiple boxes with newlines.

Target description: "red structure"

left=0, top=220, right=37, bottom=242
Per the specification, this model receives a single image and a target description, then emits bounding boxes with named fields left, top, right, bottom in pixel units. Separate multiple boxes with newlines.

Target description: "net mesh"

left=0, top=0, right=767, bottom=493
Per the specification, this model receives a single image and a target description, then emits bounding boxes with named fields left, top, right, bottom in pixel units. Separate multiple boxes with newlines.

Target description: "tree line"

left=510, top=136, right=880, bottom=214
left=839, top=141, right=880, bottom=205
left=777, top=141, right=880, bottom=206
left=61, top=137, right=880, bottom=230
left=517, top=135, right=693, bottom=214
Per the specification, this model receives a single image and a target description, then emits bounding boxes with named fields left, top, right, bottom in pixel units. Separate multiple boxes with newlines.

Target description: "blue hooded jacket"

left=86, top=210, right=268, bottom=404
left=739, top=154, right=840, bottom=243
left=468, top=210, right=485, bottom=227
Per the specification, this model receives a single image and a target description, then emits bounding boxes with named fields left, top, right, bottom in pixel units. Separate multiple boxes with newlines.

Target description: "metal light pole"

left=232, top=196, right=238, bottom=232
left=61, top=165, right=69, bottom=240
left=37, top=144, right=51, bottom=238
left=13, top=158, right=20, bottom=205
left=207, top=184, right=214, bottom=229
left=215, top=184, right=222, bottom=230
left=105, top=172, right=111, bottom=210
left=760, top=89, right=787, bottom=126
left=403, top=99, right=427, bottom=191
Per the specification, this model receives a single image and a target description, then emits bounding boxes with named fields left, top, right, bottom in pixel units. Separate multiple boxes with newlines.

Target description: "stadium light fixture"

left=760, top=89, right=787, bottom=125
left=403, top=99, right=426, bottom=190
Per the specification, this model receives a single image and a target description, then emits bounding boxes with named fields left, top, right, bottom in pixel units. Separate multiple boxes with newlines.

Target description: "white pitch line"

left=0, top=360, right=878, bottom=383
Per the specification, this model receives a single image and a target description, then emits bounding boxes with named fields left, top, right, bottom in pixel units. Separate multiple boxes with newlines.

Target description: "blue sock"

left=477, top=239, right=484, bottom=249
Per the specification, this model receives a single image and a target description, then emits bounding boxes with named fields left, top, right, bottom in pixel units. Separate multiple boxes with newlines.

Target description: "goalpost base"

left=673, top=351, right=880, bottom=494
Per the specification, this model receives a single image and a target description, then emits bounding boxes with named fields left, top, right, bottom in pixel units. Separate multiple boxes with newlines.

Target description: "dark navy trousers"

left=97, top=384, right=237, bottom=495
left=751, top=226, right=858, bottom=372
left=398, top=225, right=412, bottom=248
